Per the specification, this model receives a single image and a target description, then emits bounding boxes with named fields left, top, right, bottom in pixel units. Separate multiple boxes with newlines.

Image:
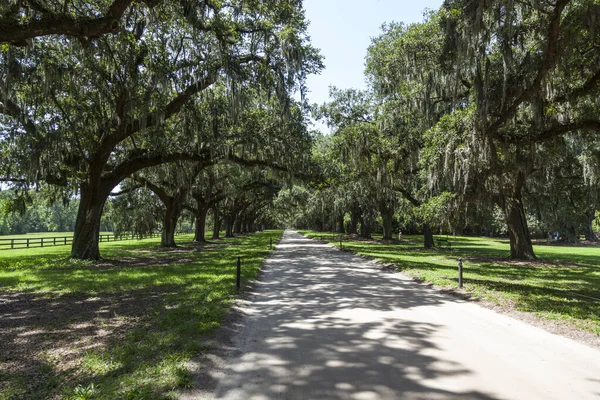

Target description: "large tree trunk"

left=71, top=181, right=110, bottom=260
left=162, top=202, right=178, bottom=247
left=243, top=218, right=251, bottom=233
left=194, top=207, right=208, bottom=242
left=502, top=189, right=536, bottom=260
left=348, top=208, right=360, bottom=234
left=380, top=203, right=394, bottom=241
left=423, top=223, right=434, bottom=248
left=584, top=212, right=598, bottom=241
left=225, top=220, right=234, bottom=237
left=564, top=225, right=580, bottom=243
left=212, top=206, right=221, bottom=240
left=224, top=212, right=234, bottom=237
left=234, top=215, right=242, bottom=234
left=359, top=216, right=372, bottom=239
left=337, top=213, right=345, bottom=233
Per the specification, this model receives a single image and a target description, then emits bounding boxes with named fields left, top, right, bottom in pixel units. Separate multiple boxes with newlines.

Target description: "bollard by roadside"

left=236, top=256, right=241, bottom=289
left=270, top=237, right=272, bottom=249
left=458, top=257, right=463, bottom=288
left=340, top=235, right=343, bottom=250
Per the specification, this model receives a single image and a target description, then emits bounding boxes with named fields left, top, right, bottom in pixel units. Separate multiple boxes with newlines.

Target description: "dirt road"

left=206, top=231, right=600, bottom=399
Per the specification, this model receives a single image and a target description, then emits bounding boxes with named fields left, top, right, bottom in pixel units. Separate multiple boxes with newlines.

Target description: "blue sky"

left=302, top=0, right=444, bottom=130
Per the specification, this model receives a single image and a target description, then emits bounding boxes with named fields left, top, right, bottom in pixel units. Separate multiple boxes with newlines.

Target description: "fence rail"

left=0, top=231, right=192, bottom=251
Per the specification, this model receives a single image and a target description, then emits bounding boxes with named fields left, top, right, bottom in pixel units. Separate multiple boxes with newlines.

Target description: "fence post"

left=236, top=256, right=241, bottom=289
left=11, top=239, right=14, bottom=249
left=27, top=238, right=29, bottom=248
left=41, top=238, right=44, bottom=247
left=340, top=235, right=343, bottom=250
left=53, top=237, right=56, bottom=246
left=458, top=258, right=463, bottom=288
left=64, top=237, right=67, bottom=245
left=270, top=237, right=272, bottom=249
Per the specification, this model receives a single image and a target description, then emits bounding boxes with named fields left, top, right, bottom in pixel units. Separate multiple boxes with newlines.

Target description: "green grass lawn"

left=0, top=230, right=282, bottom=400
left=0, top=232, right=114, bottom=251
left=0, top=232, right=113, bottom=239
left=299, top=231, right=600, bottom=336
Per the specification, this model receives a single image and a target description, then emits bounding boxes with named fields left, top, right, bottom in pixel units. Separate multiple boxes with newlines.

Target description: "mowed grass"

left=0, top=230, right=282, bottom=400
left=0, top=232, right=113, bottom=253
left=0, top=232, right=112, bottom=240
left=299, top=231, right=600, bottom=336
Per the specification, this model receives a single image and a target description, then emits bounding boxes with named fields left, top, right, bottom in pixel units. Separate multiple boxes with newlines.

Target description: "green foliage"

left=0, top=189, right=80, bottom=235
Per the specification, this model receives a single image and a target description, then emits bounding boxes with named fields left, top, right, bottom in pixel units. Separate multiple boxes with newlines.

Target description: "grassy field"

left=0, top=232, right=111, bottom=240
left=0, top=232, right=116, bottom=251
left=0, top=230, right=282, bottom=400
left=299, top=231, right=600, bottom=336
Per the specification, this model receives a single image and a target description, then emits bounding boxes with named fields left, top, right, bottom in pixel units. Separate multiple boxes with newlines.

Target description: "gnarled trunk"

left=359, top=216, right=372, bottom=239
left=348, top=208, right=360, bottom=234
left=224, top=209, right=235, bottom=238
left=337, top=213, right=345, bottom=233
left=194, top=207, right=208, bottom=242
left=379, top=201, right=394, bottom=241
left=423, top=223, right=434, bottom=248
left=212, top=206, right=221, bottom=239
left=234, top=215, right=242, bottom=234
left=502, top=188, right=536, bottom=260
left=564, top=225, right=580, bottom=244
left=584, top=212, right=598, bottom=241
left=71, top=181, right=111, bottom=260
left=162, top=202, right=179, bottom=247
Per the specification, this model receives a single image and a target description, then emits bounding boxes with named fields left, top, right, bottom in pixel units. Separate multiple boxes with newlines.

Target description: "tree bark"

left=564, top=225, right=580, bottom=243
left=212, top=206, right=221, bottom=239
left=379, top=202, right=394, bottom=240
left=584, top=212, right=598, bottom=241
left=348, top=208, right=360, bottom=234
left=161, top=200, right=178, bottom=247
left=502, top=189, right=536, bottom=260
left=70, top=181, right=111, bottom=260
left=423, top=223, right=434, bottom=248
left=337, top=213, right=345, bottom=233
left=225, top=217, right=234, bottom=237
left=194, top=207, right=208, bottom=242
left=359, top=216, right=372, bottom=239
left=234, top=215, right=243, bottom=234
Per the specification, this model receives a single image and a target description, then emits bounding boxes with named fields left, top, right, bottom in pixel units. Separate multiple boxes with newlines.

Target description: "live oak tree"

left=185, top=166, right=226, bottom=243
left=134, top=162, right=202, bottom=247
left=365, top=17, right=460, bottom=247
left=422, top=0, right=600, bottom=259
left=0, top=0, right=161, bottom=46
left=524, top=134, right=600, bottom=242
left=110, top=180, right=163, bottom=237
left=0, top=0, right=322, bottom=259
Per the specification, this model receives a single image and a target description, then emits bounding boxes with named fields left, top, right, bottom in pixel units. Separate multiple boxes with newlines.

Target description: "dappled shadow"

left=0, top=231, right=282, bottom=399
left=213, top=232, right=503, bottom=399
left=311, top=234, right=600, bottom=346
left=0, top=288, right=169, bottom=398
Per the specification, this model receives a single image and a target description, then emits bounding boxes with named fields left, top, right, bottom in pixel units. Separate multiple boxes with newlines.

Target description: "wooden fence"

left=0, top=231, right=191, bottom=251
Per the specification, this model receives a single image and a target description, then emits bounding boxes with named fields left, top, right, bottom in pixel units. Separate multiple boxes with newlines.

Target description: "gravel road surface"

left=201, top=230, right=600, bottom=399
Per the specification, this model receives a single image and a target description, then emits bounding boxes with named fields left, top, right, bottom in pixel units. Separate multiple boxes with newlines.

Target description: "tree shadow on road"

left=211, top=234, right=502, bottom=399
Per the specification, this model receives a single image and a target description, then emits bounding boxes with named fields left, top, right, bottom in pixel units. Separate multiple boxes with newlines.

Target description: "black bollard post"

left=340, top=235, right=343, bottom=250
left=270, top=237, right=272, bottom=249
left=458, top=257, right=463, bottom=288
left=236, top=256, right=241, bottom=289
